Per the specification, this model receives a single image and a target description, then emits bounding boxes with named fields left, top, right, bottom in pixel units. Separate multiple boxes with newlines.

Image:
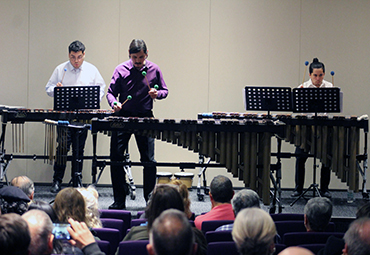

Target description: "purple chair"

left=205, top=231, right=232, bottom=243
left=271, top=213, right=304, bottom=221
left=207, top=241, right=238, bottom=255
left=131, top=218, right=147, bottom=227
left=118, top=240, right=149, bottom=255
left=299, top=243, right=326, bottom=254
left=96, top=240, right=111, bottom=255
left=100, top=218, right=125, bottom=240
left=93, top=228, right=120, bottom=255
left=99, top=209, right=131, bottom=239
left=275, top=221, right=336, bottom=238
left=283, top=232, right=344, bottom=246
left=201, top=220, right=234, bottom=234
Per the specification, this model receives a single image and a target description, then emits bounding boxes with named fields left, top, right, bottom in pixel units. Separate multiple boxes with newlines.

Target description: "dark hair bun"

left=312, top=58, right=319, bottom=63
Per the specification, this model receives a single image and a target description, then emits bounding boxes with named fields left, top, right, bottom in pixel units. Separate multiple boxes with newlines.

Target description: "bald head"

left=11, top=176, right=34, bottom=200
left=278, top=247, right=314, bottom=255
left=22, top=209, right=54, bottom=255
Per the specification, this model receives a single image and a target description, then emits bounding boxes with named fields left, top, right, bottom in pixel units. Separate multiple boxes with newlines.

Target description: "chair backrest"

left=201, top=220, right=234, bottom=234
left=131, top=218, right=147, bottom=227
left=271, top=213, right=304, bottom=221
left=283, top=232, right=344, bottom=246
left=99, top=209, right=131, bottom=238
left=275, top=221, right=336, bottom=237
left=118, top=240, right=149, bottom=255
left=93, top=227, right=121, bottom=255
left=207, top=241, right=238, bottom=255
left=96, top=240, right=111, bottom=255
left=101, top=218, right=125, bottom=240
left=205, top=231, right=233, bottom=243
left=274, top=244, right=287, bottom=255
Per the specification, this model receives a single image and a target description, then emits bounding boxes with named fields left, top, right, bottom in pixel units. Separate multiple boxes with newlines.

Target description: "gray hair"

left=22, top=209, right=54, bottom=255
left=11, top=176, right=34, bottom=198
left=344, top=217, right=370, bottom=255
left=304, top=197, right=332, bottom=232
left=232, top=189, right=260, bottom=215
left=232, top=208, right=276, bottom=255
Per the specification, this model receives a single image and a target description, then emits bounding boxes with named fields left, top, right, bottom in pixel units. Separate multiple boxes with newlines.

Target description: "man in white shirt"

left=291, top=58, right=333, bottom=198
left=45, top=40, right=106, bottom=193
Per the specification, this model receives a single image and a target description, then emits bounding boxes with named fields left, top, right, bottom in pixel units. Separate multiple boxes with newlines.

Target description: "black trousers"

left=53, top=127, right=88, bottom=184
left=294, top=146, right=331, bottom=193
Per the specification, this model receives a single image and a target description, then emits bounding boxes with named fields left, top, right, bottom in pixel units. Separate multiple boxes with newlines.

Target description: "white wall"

left=0, top=0, right=369, bottom=192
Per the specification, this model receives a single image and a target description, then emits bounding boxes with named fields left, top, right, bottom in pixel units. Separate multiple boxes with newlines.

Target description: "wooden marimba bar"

left=198, top=112, right=369, bottom=193
left=91, top=116, right=285, bottom=205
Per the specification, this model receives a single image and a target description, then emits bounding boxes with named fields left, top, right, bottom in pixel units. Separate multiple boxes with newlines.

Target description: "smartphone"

left=52, top=223, right=71, bottom=240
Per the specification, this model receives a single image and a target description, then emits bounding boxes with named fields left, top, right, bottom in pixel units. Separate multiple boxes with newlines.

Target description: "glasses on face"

left=69, top=54, right=84, bottom=61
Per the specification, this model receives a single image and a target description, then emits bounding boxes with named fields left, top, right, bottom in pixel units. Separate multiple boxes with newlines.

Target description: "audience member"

left=53, top=187, right=87, bottom=224
left=356, top=202, right=370, bottom=219
left=10, top=175, right=35, bottom=203
left=278, top=246, right=314, bottom=255
left=304, top=197, right=332, bottom=232
left=28, top=200, right=57, bottom=222
left=194, top=175, right=235, bottom=230
left=216, top=188, right=260, bottom=231
left=170, top=179, right=193, bottom=219
left=22, top=209, right=54, bottom=255
left=0, top=212, right=31, bottom=255
left=147, top=209, right=197, bottom=255
left=343, top=217, right=370, bottom=255
left=232, top=208, right=276, bottom=255
left=123, top=184, right=185, bottom=241
left=77, top=185, right=102, bottom=228
left=0, top=185, right=30, bottom=215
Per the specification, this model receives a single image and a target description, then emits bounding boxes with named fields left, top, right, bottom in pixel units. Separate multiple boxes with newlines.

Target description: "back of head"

left=77, top=185, right=102, bottom=228
left=210, top=175, right=234, bottom=203
left=129, top=39, right=147, bottom=54
left=146, top=185, right=184, bottom=229
left=28, top=200, right=57, bottom=222
left=22, top=209, right=54, bottom=255
left=356, top=202, right=370, bottom=219
left=170, top=180, right=192, bottom=218
left=344, top=217, right=370, bottom=255
left=0, top=186, right=30, bottom=215
left=0, top=213, right=31, bottom=255
left=304, top=197, right=332, bottom=232
left=69, top=40, right=85, bottom=53
left=10, top=176, right=34, bottom=199
left=278, top=246, right=314, bottom=255
left=232, top=189, right=260, bottom=215
left=232, top=208, right=276, bottom=255
left=53, top=187, right=86, bottom=223
left=150, top=209, right=194, bottom=255
left=309, top=58, right=325, bottom=74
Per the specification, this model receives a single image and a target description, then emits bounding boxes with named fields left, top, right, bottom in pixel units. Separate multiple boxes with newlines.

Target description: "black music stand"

left=244, top=86, right=292, bottom=116
left=54, top=86, right=100, bottom=187
left=244, top=86, right=292, bottom=213
left=290, top=87, right=341, bottom=206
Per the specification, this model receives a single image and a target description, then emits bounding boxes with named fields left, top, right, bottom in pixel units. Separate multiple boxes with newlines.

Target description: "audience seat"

left=275, top=221, right=336, bottom=238
left=207, top=241, right=238, bottom=255
left=271, top=213, right=304, bottom=221
left=299, top=243, right=326, bottom=254
left=93, top=227, right=121, bottom=255
left=99, top=209, right=131, bottom=238
left=283, top=232, right=344, bottom=246
left=118, top=240, right=149, bottom=255
left=131, top=218, right=147, bottom=227
left=201, top=220, right=234, bottom=234
left=205, top=230, right=232, bottom=243
left=100, top=218, right=125, bottom=240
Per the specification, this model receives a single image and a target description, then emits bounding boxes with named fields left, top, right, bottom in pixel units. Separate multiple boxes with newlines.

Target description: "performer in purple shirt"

left=106, top=39, right=168, bottom=209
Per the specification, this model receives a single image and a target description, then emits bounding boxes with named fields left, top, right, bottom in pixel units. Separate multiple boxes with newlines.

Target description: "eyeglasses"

left=69, top=54, right=84, bottom=61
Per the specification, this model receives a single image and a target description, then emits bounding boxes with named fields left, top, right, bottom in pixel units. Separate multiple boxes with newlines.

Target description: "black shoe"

left=50, top=181, right=61, bottom=193
left=108, top=201, right=126, bottom=210
left=291, top=190, right=302, bottom=197
left=321, top=191, right=332, bottom=198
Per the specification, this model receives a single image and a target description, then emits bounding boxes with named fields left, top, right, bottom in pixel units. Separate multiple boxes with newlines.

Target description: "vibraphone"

left=0, top=107, right=113, bottom=183
left=199, top=112, right=369, bottom=195
left=91, top=116, right=285, bottom=205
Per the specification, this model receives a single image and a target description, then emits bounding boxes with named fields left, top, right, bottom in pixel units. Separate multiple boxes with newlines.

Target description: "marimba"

left=91, top=116, right=285, bottom=205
